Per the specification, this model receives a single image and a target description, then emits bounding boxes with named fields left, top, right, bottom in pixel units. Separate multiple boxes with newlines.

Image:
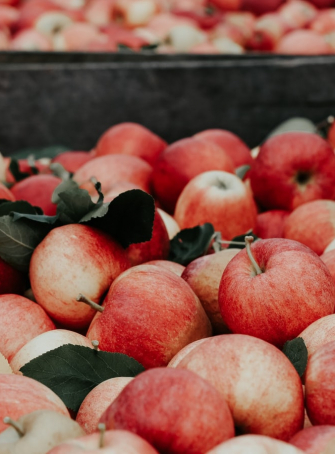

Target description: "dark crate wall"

left=0, top=53, right=335, bottom=155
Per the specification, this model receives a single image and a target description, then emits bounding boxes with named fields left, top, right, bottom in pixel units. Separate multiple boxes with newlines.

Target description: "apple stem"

left=245, top=236, right=262, bottom=275
left=219, top=240, right=247, bottom=247
left=76, top=294, right=104, bottom=313
left=92, top=340, right=99, bottom=350
left=98, top=423, right=106, bottom=448
left=211, top=232, right=223, bottom=253
left=3, top=417, right=25, bottom=437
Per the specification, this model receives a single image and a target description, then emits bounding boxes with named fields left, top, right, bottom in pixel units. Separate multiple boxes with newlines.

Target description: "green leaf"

left=169, top=223, right=215, bottom=266
left=83, top=190, right=155, bottom=248
left=227, top=231, right=259, bottom=249
left=0, top=200, right=43, bottom=217
left=266, top=118, right=316, bottom=140
left=283, top=338, right=308, bottom=378
left=9, top=159, right=31, bottom=182
left=12, top=145, right=69, bottom=160
left=20, top=345, right=145, bottom=412
left=235, top=165, right=250, bottom=180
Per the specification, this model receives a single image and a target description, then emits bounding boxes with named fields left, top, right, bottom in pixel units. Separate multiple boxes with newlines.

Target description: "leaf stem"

left=76, top=294, right=104, bottom=313
left=245, top=236, right=262, bottom=275
left=98, top=423, right=106, bottom=448
left=3, top=417, right=25, bottom=437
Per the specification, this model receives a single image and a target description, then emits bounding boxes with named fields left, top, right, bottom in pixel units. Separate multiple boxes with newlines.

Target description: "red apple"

left=299, top=314, right=335, bottom=357
left=167, top=338, right=208, bottom=368
left=208, top=435, right=304, bottom=453
left=242, top=0, right=284, bottom=15
left=0, top=181, right=15, bottom=201
left=182, top=249, right=240, bottom=333
left=101, top=368, right=235, bottom=454
left=309, top=0, right=335, bottom=7
left=247, top=13, right=287, bottom=51
left=174, top=171, right=257, bottom=240
left=310, top=9, right=335, bottom=34
left=321, top=249, right=335, bottom=283
left=223, top=11, right=256, bottom=44
left=283, top=200, right=335, bottom=255
left=10, top=28, right=53, bottom=50
left=249, top=133, right=335, bottom=211
left=0, top=374, right=69, bottom=433
left=173, top=334, right=304, bottom=440
left=156, top=208, right=180, bottom=239
left=53, top=22, right=102, bottom=51
left=0, top=5, right=18, bottom=28
left=10, top=174, right=62, bottom=216
left=17, top=0, right=61, bottom=30
left=76, top=377, right=133, bottom=434
left=305, top=340, right=335, bottom=425
left=95, top=123, right=167, bottom=166
left=0, top=294, right=55, bottom=363
left=209, top=0, right=242, bottom=11
left=114, top=0, right=159, bottom=28
left=52, top=151, right=92, bottom=174
left=194, top=129, right=253, bottom=168
left=84, top=0, right=115, bottom=27
left=151, top=138, right=235, bottom=213
left=219, top=238, right=335, bottom=347
left=146, top=260, right=185, bottom=276
left=30, top=224, right=130, bottom=329
left=290, top=425, right=335, bottom=454
left=0, top=257, right=26, bottom=295
left=278, top=0, right=318, bottom=30
left=276, top=30, right=332, bottom=54
left=254, top=210, right=290, bottom=239
left=87, top=264, right=212, bottom=368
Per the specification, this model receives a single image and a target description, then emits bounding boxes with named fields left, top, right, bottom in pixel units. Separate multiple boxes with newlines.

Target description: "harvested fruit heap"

left=2, top=117, right=335, bottom=452
left=2, top=0, right=335, bottom=53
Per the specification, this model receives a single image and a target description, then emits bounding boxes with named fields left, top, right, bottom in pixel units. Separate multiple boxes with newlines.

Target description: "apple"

left=156, top=208, right=180, bottom=239
left=309, top=0, right=335, bottom=7
left=30, top=224, right=130, bottom=329
left=101, top=368, right=235, bottom=454
left=168, top=24, right=207, bottom=52
left=0, top=294, right=55, bottom=363
left=145, top=260, right=185, bottom=276
left=299, top=314, right=335, bottom=357
left=114, top=0, right=159, bottom=28
left=173, top=334, right=304, bottom=440
left=181, top=249, right=240, bottom=333
left=194, top=129, right=253, bottom=168
left=310, top=9, right=335, bottom=34
left=52, top=151, right=92, bottom=174
left=275, top=30, right=332, bottom=54
left=47, top=429, right=159, bottom=453
left=0, top=352, right=12, bottom=374
left=76, top=377, right=133, bottom=434
left=125, top=209, right=170, bottom=266
left=289, top=425, right=335, bottom=454
left=84, top=0, right=115, bottom=27
left=249, top=132, right=335, bottom=211
left=174, top=171, right=257, bottom=240
left=10, top=329, right=94, bottom=373
left=0, top=5, right=18, bottom=28
left=247, top=13, right=286, bottom=51
left=167, top=338, right=207, bottom=368
left=283, top=200, right=335, bottom=255
left=242, top=0, right=284, bottom=15
left=10, top=28, right=53, bottom=50
left=0, top=410, right=85, bottom=454
left=209, top=0, right=242, bottom=11
left=151, top=137, right=235, bottom=213
left=278, top=0, right=318, bottom=29
left=86, top=264, right=212, bottom=368
left=0, top=257, right=26, bottom=295
left=146, top=12, right=198, bottom=42
left=0, top=374, right=69, bottom=433
left=223, top=11, right=256, bottom=43
left=10, top=174, right=62, bottom=216
left=254, top=210, right=290, bottom=239
left=95, top=123, right=167, bottom=166
left=53, top=22, right=103, bottom=51
left=321, top=249, right=335, bottom=282
left=207, top=434, right=304, bottom=453
left=324, top=238, right=335, bottom=253
left=305, top=340, right=335, bottom=425
left=219, top=237, right=335, bottom=347
left=73, top=154, right=153, bottom=196
left=17, top=0, right=62, bottom=30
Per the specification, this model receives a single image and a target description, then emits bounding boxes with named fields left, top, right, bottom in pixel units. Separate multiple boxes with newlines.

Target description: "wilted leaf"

left=235, top=165, right=251, bottom=180
left=283, top=337, right=308, bottom=377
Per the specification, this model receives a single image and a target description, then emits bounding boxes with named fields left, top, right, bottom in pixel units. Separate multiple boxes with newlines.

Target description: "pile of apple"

left=2, top=0, right=335, bottom=54
left=2, top=118, right=335, bottom=453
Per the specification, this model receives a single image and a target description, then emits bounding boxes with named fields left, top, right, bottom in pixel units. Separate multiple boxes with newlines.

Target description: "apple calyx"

left=76, top=294, right=104, bottom=313
left=245, top=236, right=262, bottom=275
left=3, top=417, right=25, bottom=437
left=98, top=423, right=106, bottom=448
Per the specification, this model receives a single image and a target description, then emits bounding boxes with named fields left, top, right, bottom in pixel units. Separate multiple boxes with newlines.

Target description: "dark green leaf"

left=282, top=338, right=308, bottom=378
left=117, top=43, right=134, bottom=53
left=83, top=190, right=155, bottom=248
left=20, top=344, right=145, bottom=412
left=169, top=223, right=215, bottom=266
left=11, top=212, right=59, bottom=225
left=0, top=201, right=43, bottom=217
left=52, top=179, right=80, bottom=204
left=266, top=118, right=316, bottom=141
left=316, top=115, right=335, bottom=139
left=141, top=43, right=159, bottom=51
left=235, top=165, right=251, bottom=180
left=56, top=188, right=97, bottom=225
left=11, top=145, right=69, bottom=160
left=9, top=159, right=31, bottom=182
left=227, top=231, right=259, bottom=249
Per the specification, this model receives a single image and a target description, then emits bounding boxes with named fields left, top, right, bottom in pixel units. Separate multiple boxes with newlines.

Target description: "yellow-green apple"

left=173, top=334, right=304, bottom=440
left=181, top=249, right=240, bottom=333
left=219, top=238, right=335, bottom=347
left=101, top=368, right=235, bottom=454
left=0, top=374, right=69, bottom=433
left=194, top=129, right=253, bottom=168
left=174, top=171, right=257, bottom=240
left=0, top=257, right=26, bottom=295
left=207, top=435, right=304, bottom=454
left=305, top=340, right=335, bottom=425
left=254, top=209, right=290, bottom=239
left=289, top=426, right=335, bottom=454
left=47, top=429, right=159, bottom=453
left=52, top=151, right=92, bottom=174
left=156, top=208, right=180, bottom=239
left=125, top=209, right=170, bottom=266
left=86, top=264, right=212, bottom=368
left=76, top=377, right=133, bottom=434
left=10, top=28, right=53, bottom=50
left=299, top=315, right=335, bottom=359
left=30, top=224, right=130, bottom=329
left=0, top=294, right=55, bottom=363
left=95, top=123, right=167, bottom=166
left=73, top=154, right=153, bottom=196
left=275, top=30, right=332, bottom=54
left=145, top=260, right=185, bottom=276
left=0, top=410, right=85, bottom=454
left=283, top=200, right=335, bottom=255
left=10, top=174, right=62, bottom=216
left=10, top=329, right=94, bottom=373
left=249, top=133, right=335, bottom=211
left=0, top=353, right=12, bottom=374
left=152, top=138, right=235, bottom=213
